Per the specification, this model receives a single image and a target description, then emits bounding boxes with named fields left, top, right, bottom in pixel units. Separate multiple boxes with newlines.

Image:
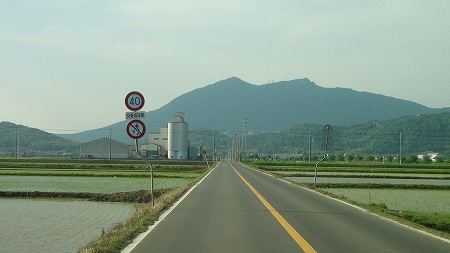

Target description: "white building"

left=80, top=137, right=133, bottom=159
left=418, top=153, right=439, bottom=162
left=146, top=127, right=168, bottom=158
left=144, top=112, right=189, bottom=160
left=168, top=112, right=189, bottom=159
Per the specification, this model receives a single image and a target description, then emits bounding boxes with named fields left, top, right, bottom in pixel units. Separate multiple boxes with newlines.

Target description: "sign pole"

left=135, top=139, right=154, bottom=206
left=125, top=91, right=153, bottom=206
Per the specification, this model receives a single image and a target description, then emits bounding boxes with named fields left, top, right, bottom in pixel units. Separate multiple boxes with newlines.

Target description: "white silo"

left=168, top=112, right=189, bottom=159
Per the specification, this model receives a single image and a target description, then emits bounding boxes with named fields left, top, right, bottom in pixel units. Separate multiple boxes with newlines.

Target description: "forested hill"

left=0, top=121, right=79, bottom=156
left=60, top=77, right=449, bottom=144
left=1, top=112, right=449, bottom=157
left=243, top=112, right=450, bottom=156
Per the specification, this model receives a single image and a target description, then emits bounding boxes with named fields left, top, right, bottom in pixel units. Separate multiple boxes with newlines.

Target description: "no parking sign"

left=126, top=119, right=146, bottom=139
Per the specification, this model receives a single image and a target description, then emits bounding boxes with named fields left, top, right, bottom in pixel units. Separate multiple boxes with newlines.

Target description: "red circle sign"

left=126, top=120, right=146, bottom=139
left=125, top=91, right=145, bottom=111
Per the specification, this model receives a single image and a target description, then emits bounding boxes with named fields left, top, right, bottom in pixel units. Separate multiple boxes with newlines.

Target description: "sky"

left=1, top=0, right=449, bottom=133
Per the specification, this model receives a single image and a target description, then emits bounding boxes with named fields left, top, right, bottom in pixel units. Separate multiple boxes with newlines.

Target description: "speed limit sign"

left=125, top=91, right=145, bottom=111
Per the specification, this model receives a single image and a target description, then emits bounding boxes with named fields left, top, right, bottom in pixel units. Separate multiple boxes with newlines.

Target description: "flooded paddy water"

left=0, top=175, right=195, bottom=252
left=0, top=198, right=136, bottom=253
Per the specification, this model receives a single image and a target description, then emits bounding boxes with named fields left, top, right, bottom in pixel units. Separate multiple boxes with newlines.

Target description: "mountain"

left=59, top=77, right=450, bottom=144
left=0, top=121, right=79, bottom=156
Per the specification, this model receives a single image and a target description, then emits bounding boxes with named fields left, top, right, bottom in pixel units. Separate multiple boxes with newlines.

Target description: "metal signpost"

left=315, top=124, right=333, bottom=187
left=125, top=91, right=154, bottom=206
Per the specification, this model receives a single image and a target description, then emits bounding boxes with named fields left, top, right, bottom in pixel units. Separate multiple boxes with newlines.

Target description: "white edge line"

left=121, top=163, right=219, bottom=253
left=240, top=162, right=450, bottom=245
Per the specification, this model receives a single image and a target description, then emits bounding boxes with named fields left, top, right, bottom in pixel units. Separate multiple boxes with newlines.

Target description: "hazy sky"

left=1, top=1, right=449, bottom=133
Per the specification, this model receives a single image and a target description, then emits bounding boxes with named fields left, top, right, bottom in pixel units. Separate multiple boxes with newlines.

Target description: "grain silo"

left=168, top=112, right=188, bottom=159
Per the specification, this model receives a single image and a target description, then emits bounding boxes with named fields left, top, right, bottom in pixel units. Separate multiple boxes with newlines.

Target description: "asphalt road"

left=127, top=161, right=450, bottom=253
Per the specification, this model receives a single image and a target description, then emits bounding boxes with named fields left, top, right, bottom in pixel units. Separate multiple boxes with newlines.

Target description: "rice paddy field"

left=287, top=176, right=450, bottom=186
left=320, top=188, right=450, bottom=213
left=247, top=161, right=450, bottom=234
left=0, top=176, right=194, bottom=193
left=0, top=199, right=136, bottom=253
left=0, top=159, right=210, bottom=253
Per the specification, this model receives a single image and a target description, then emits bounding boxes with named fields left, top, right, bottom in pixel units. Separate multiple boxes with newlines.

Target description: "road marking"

left=230, top=163, right=317, bottom=253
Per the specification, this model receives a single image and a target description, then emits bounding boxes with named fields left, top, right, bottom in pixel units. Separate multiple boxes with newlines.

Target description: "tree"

left=364, top=155, right=375, bottom=162
left=354, top=154, right=363, bottom=161
left=336, top=153, right=345, bottom=161
left=376, top=155, right=384, bottom=162
left=345, top=153, right=354, bottom=162
left=421, top=154, right=432, bottom=164
left=327, top=154, right=336, bottom=162
left=385, top=155, right=393, bottom=163
left=435, top=155, right=444, bottom=163
left=405, top=154, right=418, bottom=164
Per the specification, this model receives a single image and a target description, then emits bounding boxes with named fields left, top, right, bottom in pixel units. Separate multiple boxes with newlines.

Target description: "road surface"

left=126, top=161, right=450, bottom=253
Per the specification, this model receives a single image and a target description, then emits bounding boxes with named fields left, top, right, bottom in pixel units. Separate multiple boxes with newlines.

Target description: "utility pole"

left=309, top=132, right=312, bottom=163
left=242, top=117, right=248, bottom=158
left=236, top=133, right=239, bottom=162
left=399, top=132, right=403, bottom=165
left=212, top=130, right=215, bottom=163
left=109, top=128, right=112, bottom=160
left=15, top=128, right=18, bottom=159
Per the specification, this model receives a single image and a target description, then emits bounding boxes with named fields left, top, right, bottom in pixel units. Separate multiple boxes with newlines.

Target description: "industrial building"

left=144, top=112, right=190, bottom=160
left=168, top=112, right=189, bottom=159
left=146, top=127, right=168, bottom=158
left=79, top=137, right=133, bottom=159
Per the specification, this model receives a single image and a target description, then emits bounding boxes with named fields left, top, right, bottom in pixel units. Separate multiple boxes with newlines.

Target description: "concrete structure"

left=143, top=112, right=190, bottom=160
left=168, top=112, right=189, bottom=159
left=145, top=127, right=169, bottom=158
left=80, top=137, right=133, bottom=159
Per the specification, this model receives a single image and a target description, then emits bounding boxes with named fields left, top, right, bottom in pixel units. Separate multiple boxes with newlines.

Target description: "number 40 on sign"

left=125, top=91, right=145, bottom=111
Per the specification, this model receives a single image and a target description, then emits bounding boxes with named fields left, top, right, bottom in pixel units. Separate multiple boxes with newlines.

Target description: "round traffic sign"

left=125, top=91, right=145, bottom=111
left=126, top=119, right=146, bottom=139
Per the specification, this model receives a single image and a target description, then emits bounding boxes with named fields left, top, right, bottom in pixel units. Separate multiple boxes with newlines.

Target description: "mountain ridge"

left=59, top=77, right=450, bottom=144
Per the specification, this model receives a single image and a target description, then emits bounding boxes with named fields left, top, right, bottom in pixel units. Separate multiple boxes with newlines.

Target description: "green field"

left=0, top=176, right=193, bottom=193
left=321, top=188, right=450, bottom=213
left=0, top=161, right=208, bottom=194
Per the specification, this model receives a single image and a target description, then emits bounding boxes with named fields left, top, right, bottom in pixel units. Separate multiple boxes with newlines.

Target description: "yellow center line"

left=230, top=163, right=317, bottom=253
